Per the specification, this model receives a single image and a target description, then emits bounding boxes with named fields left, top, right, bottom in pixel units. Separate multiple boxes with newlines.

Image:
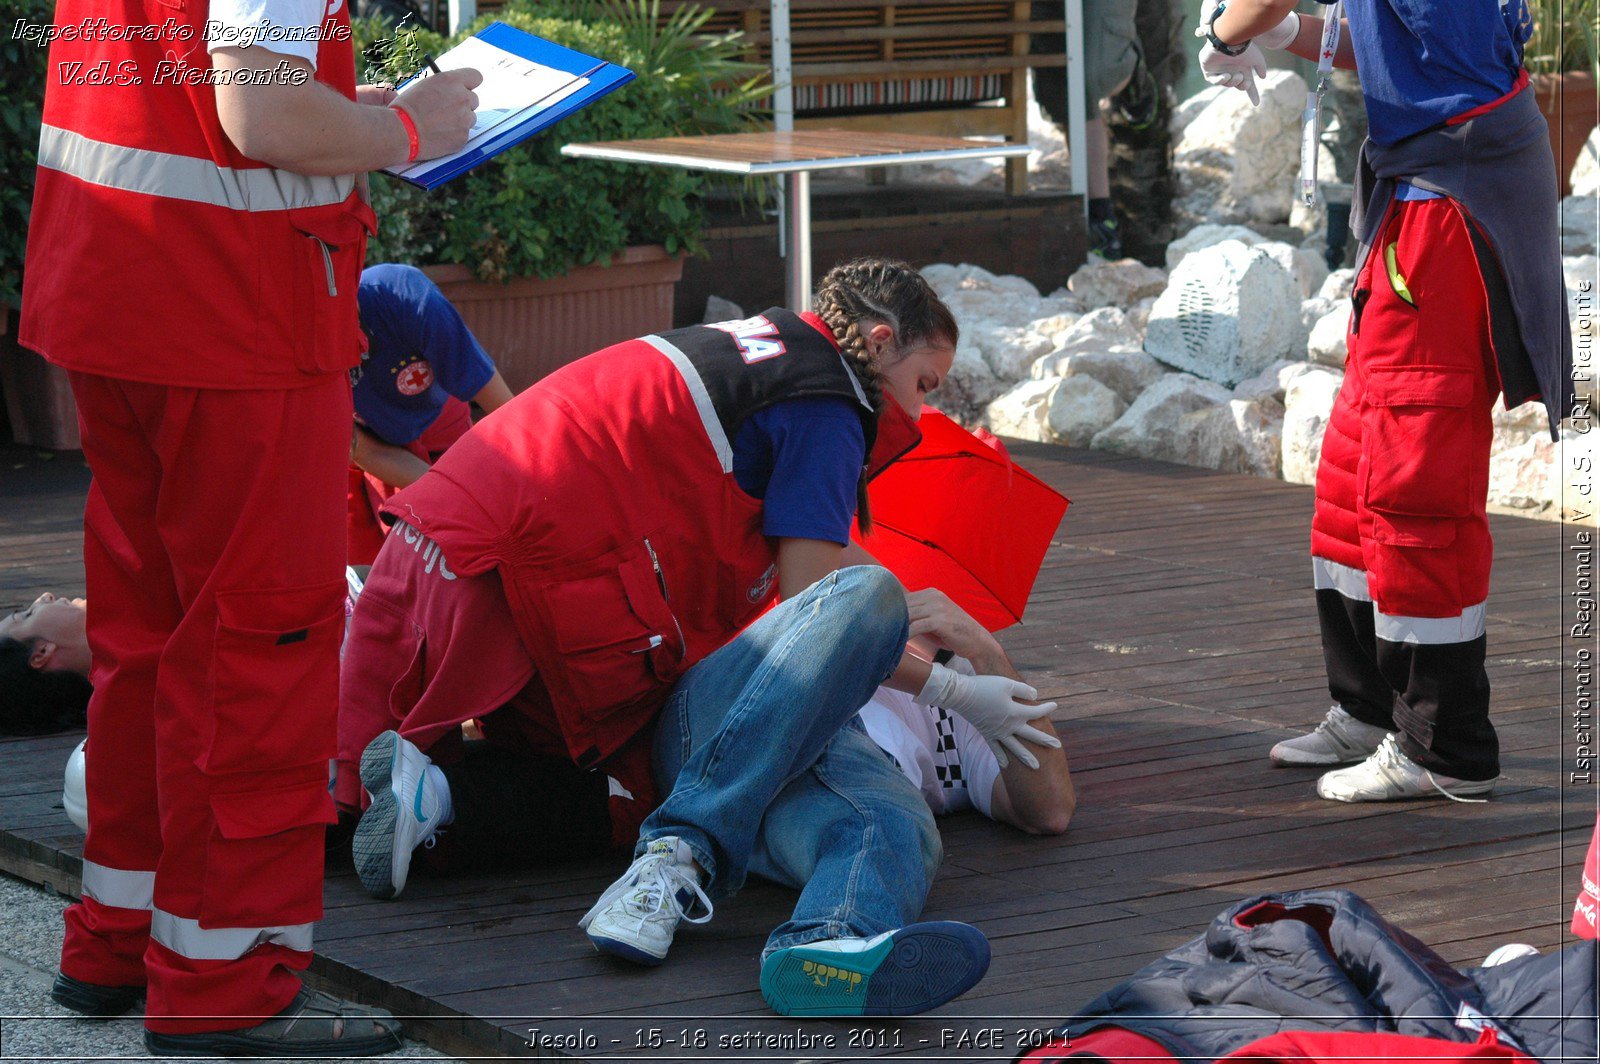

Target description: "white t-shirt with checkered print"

left=859, top=685, right=1000, bottom=819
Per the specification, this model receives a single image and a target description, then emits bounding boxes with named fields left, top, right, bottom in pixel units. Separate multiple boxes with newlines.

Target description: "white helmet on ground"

left=63, top=739, right=88, bottom=832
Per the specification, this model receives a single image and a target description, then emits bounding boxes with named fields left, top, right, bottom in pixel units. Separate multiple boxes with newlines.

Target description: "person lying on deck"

left=335, top=257, right=1061, bottom=1017
left=0, top=593, right=91, bottom=735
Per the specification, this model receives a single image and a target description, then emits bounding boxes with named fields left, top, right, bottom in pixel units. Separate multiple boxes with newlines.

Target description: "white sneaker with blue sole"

left=760, top=922, right=990, bottom=1016
left=352, top=730, right=449, bottom=900
left=579, top=837, right=713, bottom=966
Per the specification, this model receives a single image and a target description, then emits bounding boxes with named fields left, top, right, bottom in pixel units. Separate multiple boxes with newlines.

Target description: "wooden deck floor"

left=0, top=440, right=1592, bottom=1061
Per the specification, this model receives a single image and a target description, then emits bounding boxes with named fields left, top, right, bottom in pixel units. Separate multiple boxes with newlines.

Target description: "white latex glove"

left=1198, top=39, right=1267, bottom=106
left=1256, top=11, right=1299, bottom=50
left=915, top=662, right=1060, bottom=770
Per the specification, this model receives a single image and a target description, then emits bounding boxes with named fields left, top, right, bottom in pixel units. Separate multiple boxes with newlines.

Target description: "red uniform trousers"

left=1309, top=197, right=1500, bottom=780
left=345, top=398, right=472, bottom=566
left=64, top=371, right=349, bottom=1033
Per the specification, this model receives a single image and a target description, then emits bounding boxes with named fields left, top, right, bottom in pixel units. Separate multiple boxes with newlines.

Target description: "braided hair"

left=812, top=258, right=958, bottom=531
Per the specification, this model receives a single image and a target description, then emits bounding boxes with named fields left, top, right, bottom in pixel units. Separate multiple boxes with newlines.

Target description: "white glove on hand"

left=915, top=662, right=1060, bottom=770
left=1256, top=11, right=1299, bottom=51
left=1198, top=39, right=1267, bottom=105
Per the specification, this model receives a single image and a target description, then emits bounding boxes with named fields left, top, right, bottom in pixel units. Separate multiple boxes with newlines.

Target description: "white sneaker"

left=579, top=837, right=712, bottom=966
left=352, top=731, right=450, bottom=900
left=1271, top=705, right=1392, bottom=766
left=1482, top=943, right=1540, bottom=967
left=1316, top=735, right=1496, bottom=803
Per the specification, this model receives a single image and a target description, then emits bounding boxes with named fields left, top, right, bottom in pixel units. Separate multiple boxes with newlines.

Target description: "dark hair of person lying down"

left=0, top=637, right=91, bottom=735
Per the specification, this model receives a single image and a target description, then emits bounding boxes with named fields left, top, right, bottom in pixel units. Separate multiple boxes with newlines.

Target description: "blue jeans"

left=641, top=566, right=942, bottom=958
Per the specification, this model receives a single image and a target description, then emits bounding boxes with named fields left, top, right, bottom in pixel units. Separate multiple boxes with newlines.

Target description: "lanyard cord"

left=1298, top=1, right=1343, bottom=207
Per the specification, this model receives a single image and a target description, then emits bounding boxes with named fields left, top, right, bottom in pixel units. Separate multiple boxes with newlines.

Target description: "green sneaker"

left=759, top=921, right=990, bottom=1016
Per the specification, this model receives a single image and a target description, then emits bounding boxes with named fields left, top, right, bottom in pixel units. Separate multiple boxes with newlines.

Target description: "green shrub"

left=1525, top=0, right=1599, bottom=78
left=362, top=0, right=768, bottom=282
left=0, top=0, right=53, bottom=307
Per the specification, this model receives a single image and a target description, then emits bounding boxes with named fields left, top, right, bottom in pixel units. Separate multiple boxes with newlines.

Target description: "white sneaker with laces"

left=1315, top=735, right=1495, bottom=803
left=579, top=837, right=713, bottom=966
left=1271, top=705, right=1392, bottom=766
left=352, top=730, right=451, bottom=900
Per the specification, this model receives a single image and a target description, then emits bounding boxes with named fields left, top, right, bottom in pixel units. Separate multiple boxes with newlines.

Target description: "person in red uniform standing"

left=19, top=0, right=480, bottom=1051
left=1199, top=0, right=1570, bottom=801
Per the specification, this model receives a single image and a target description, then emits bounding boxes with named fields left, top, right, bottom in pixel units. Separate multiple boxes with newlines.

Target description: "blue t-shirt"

left=732, top=397, right=866, bottom=546
left=1328, top=0, right=1530, bottom=146
left=354, top=264, right=496, bottom=446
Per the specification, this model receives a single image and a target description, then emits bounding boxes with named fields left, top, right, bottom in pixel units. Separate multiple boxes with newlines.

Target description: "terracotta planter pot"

left=422, top=246, right=685, bottom=393
left=0, top=307, right=81, bottom=451
left=1534, top=71, right=1598, bottom=196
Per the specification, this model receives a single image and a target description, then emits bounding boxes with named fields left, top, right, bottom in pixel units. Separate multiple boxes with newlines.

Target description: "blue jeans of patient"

left=641, top=566, right=943, bottom=958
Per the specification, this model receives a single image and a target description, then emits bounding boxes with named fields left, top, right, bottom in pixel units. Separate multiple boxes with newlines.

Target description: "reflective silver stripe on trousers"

left=151, top=909, right=314, bottom=961
left=1312, top=557, right=1372, bottom=602
left=642, top=334, right=734, bottom=473
left=81, top=861, right=155, bottom=911
left=1374, top=602, right=1487, bottom=645
left=38, top=124, right=353, bottom=212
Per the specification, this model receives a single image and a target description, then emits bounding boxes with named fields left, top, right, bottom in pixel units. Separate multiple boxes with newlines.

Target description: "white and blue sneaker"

left=760, top=922, right=990, bottom=1016
left=578, top=837, right=712, bottom=966
left=353, top=730, right=451, bottom=900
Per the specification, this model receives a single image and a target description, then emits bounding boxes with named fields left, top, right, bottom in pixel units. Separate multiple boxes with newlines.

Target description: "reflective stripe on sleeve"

left=150, top=909, right=314, bottom=961
left=642, top=334, right=734, bottom=473
left=1312, top=557, right=1372, bottom=602
left=1374, top=602, right=1487, bottom=645
left=81, top=861, right=155, bottom=911
left=38, top=124, right=353, bottom=212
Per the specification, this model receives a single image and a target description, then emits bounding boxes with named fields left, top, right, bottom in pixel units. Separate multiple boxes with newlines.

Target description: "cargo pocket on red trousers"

left=1367, top=509, right=1462, bottom=619
left=288, top=202, right=377, bottom=375
left=203, top=582, right=347, bottom=776
left=201, top=780, right=333, bottom=930
left=1360, top=366, right=1477, bottom=518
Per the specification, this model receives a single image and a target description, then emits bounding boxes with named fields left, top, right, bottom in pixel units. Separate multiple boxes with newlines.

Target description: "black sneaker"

left=50, top=972, right=144, bottom=1017
left=1088, top=215, right=1123, bottom=260
left=144, top=987, right=403, bottom=1057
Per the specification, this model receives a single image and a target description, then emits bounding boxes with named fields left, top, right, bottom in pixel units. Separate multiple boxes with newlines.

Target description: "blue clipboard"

left=385, top=22, right=635, bottom=190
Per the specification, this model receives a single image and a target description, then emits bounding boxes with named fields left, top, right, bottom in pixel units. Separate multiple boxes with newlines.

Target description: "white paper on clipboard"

left=386, top=36, right=594, bottom=182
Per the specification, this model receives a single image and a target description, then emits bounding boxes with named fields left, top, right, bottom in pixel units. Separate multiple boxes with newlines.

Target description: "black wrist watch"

left=1204, top=1, right=1252, bottom=56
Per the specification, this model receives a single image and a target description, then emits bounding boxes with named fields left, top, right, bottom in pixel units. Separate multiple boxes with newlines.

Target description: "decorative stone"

left=1306, top=302, right=1352, bottom=367
left=1144, top=240, right=1305, bottom=386
left=1257, top=240, right=1331, bottom=300
left=1026, top=313, right=1083, bottom=347
left=1035, top=347, right=1169, bottom=404
left=970, top=322, right=1057, bottom=382
left=1125, top=296, right=1159, bottom=335
left=1046, top=374, right=1127, bottom=446
left=1171, top=85, right=1226, bottom=137
left=1488, top=433, right=1562, bottom=513
left=1280, top=366, right=1344, bottom=485
left=1572, top=125, right=1600, bottom=199
left=930, top=340, right=1002, bottom=420
left=1091, top=373, right=1232, bottom=460
left=1067, top=258, right=1169, bottom=310
left=1300, top=296, right=1338, bottom=335
left=1174, top=70, right=1308, bottom=226
left=985, top=378, right=1062, bottom=443
left=1232, top=359, right=1304, bottom=404
left=1165, top=223, right=1264, bottom=272
left=1561, top=195, right=1598, bottom=256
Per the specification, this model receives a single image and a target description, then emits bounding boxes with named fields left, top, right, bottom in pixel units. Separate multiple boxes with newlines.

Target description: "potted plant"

left=1527, top=0, right=1598, bottom=195
left=361, top=0, right=768, bottom=390
left=0, top=0, right=81, bottom=449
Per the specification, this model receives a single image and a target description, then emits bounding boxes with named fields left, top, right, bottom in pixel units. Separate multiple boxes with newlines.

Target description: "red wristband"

left=392, top=105, right=420, bottom=163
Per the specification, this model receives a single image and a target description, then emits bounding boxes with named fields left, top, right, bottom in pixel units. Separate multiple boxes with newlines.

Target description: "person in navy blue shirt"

left=1196, top=0, right=1569, bottom=804
left=347, top=264, right=513, bottom=564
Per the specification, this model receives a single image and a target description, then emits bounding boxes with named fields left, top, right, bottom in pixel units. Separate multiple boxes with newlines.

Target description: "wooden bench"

left=661, top=0, right=1065, bottom=194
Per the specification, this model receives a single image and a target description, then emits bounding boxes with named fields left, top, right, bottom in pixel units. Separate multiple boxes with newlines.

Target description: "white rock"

left=1306, top=302, right=1352, bottom=367
left=1125, top=296, right=1158, bottom=335
left=1049, top=306, right=1143, bottom=354
left=931, top=339, right=1002, bottom=420
left=1281, top=366, right=1345, bottom=485
left=1257, top=240, right=1331, bottom=301
left=1026, top=313, right=1083, bottom=347
left=1560, top=195, right=1598, bottom=256
left=1091, top=373, right=1232, bottom=461
left=1174, top=70, right=1307, bottom=226
left=1572, top=126, right=1600, bottom=198
left=1301, top=296, right=1338, bottom=335
left=1171, top=85, right=1226, bottom=137
left=1046, top=375, right=1127, bottom=446
left=1232, top=359, right=1303, bottom=403
left=985, top=378, right=1062, bottom=443
left=1488, top=433, right=1561, bottom=513
left=955, top=264, right=1042, bottom=300
left=1067, top=258, right=1169, bottom=310
left=1037, top=347, right=1169, bottom=404
left=1223, top=397, right=1285, bottom=477
left=920, top=263, right=972, bottom=298
left=1165, top=223, right=1264, bottom=272
left=971, top=322, right=1057, bottom=383
left=1318, top=268, right=1356, bottom=301
left=1144, top=240, right=1305, bottom=386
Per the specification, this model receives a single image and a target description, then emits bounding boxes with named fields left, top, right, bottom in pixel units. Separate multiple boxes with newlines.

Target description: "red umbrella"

left=854, top=408, right=1069, bottom=632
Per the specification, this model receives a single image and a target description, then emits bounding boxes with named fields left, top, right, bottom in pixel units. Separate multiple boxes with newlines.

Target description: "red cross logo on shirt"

left=395, top=360, right=435, bottom=396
